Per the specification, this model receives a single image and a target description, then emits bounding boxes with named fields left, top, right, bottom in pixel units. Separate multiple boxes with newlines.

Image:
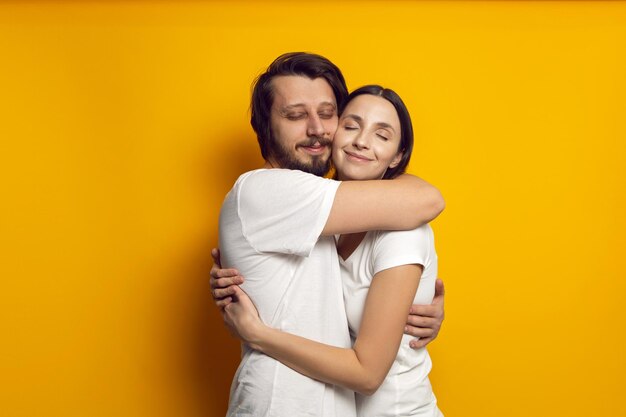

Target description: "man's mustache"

left=298, top=137, right=332, bottom=148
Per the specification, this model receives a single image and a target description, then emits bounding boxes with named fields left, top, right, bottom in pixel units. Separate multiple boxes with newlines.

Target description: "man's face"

left=268, top=75, right=338, bottom=177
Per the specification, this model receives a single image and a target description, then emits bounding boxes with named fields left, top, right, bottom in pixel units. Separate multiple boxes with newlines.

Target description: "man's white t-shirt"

left=340, top=226, right=443, bottom=417
left=219, top=169, right=356, bottom=417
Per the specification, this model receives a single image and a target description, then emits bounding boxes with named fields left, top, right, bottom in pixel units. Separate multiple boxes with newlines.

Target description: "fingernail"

left=404, top=326, right=409, bottom=332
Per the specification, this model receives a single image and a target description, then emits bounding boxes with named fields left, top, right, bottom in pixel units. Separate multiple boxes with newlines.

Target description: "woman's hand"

left=209, top=247, right=264, bottom=348
left=222, top=286, right=265, bottom=349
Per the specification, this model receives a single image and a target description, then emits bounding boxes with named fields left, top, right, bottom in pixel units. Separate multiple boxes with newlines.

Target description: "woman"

left=224, top=85, right=442, bottom=417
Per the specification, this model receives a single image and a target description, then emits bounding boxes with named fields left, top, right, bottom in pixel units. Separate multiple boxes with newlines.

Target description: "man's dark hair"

left=346, top=85, right=415, bottom=179
left=250, top=52, right=349, bottom=160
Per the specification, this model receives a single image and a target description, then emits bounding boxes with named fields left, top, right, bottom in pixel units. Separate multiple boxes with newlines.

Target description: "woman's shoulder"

left=374, top=224, right=433, bottom=247
left=369, top=225, right=435, bottom=274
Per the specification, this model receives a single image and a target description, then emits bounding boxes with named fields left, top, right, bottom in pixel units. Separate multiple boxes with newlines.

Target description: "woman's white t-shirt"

left=339, top=225, right=443, bottom=417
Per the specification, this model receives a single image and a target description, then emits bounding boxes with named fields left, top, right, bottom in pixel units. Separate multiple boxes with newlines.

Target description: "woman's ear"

left=389, top=151, right=404, bottom=169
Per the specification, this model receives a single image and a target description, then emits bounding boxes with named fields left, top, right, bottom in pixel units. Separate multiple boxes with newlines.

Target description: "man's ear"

left=389, top=151, right=404, bottom=169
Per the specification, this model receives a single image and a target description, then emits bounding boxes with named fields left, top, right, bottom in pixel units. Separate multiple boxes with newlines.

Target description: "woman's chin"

left=335, top=163, right=386, bottom=181
left=337, top=171, right=380, bottom=182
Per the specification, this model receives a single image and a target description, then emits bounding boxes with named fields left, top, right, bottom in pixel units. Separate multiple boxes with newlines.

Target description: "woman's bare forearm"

left=247, top=264, right=422, bottom=395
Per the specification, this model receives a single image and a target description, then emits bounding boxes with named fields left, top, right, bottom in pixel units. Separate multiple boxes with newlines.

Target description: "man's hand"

left=405, top=278, right=445, bottom=349
left=210, top=248, right=245, bottom=308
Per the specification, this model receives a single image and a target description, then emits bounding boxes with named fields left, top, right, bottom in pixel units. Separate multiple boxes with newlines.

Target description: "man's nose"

left=306, top=114, right=325, bottom=137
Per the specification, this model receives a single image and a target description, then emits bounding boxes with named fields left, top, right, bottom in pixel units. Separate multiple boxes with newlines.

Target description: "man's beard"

left=269, top=137, right=332, bottom=177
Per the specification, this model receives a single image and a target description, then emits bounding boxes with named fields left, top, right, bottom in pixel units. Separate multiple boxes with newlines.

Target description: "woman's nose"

left=353, top=132, right=370, bottom=149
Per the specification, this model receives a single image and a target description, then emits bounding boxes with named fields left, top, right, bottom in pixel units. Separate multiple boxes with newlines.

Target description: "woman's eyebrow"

left=343, top=115, right=395, bottom=132
left=342, top=114, right=363, bottom=122
left=374, top=122, right=395, bottom=132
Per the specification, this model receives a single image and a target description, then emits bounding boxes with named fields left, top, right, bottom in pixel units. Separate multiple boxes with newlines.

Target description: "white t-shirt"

left=219, top=169, right=356, bottom=417
left=340, top=225, right=443, bottom=417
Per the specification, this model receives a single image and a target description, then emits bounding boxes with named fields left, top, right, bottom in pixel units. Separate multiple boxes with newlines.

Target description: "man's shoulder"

left=237, top=168, right=321, bottom=181
left=234, top=168, right=336, bottom=195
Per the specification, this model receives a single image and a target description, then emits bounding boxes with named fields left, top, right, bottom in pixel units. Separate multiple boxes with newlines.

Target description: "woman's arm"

left=210, top=248, right=445, bottom=348
left=223, top=264, right=422, bottom=396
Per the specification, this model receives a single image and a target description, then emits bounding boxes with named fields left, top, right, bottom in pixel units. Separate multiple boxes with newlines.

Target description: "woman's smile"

left=333, top=94, right=403, bottom=181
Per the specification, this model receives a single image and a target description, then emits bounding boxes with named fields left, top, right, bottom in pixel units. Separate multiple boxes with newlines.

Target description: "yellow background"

left=1, top=1, right=625, bottom=416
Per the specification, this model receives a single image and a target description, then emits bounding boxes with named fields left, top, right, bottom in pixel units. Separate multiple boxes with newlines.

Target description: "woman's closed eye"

left=376, top=130, right=391, bottom=141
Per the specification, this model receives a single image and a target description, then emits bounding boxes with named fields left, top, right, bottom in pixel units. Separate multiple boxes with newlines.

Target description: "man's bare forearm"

left=322, top=174, right=444, bottom=236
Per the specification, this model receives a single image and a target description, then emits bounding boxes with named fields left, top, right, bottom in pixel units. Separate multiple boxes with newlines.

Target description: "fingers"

left=409, top=337, right=433, bottom=349
left=221, top=303, right=239, bottom=337
left=210, top=263, right=245, bottom=309
left=209, top=249, right=245, bottom=308
left=210, top=275, right=244, bottom=290
left=211, top=248, right=222, bottom=268
left=409, top=304, right=439, bottom=318
left=216, top=296, right=233, bottom=308
left=210, top=266, right=241, bottom=280
left=231, top=285, right=246, bottom=297
left=211, top=281, right=242, bottom=309
left=406, top=314, right=439, bottom=329
left=404, top=325, right=435, bottom=339
left=212, top=285, right=238, bottom=299
left=434, top=278, right=445, bottom=298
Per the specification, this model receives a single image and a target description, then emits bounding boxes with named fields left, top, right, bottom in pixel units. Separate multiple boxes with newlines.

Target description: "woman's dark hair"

left=250, top=52, right=349, bottom=159
left=345, top=85, right=414, bottom=179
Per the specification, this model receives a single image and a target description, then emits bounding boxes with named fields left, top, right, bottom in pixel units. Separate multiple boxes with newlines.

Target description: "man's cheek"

left=327, top=123, right=339, bottom=138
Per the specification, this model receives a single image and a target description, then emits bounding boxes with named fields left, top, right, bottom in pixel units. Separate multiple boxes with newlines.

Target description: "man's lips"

left=344, top=150, right=373, bottom=162
left=298, top=142, right=330, bottom=155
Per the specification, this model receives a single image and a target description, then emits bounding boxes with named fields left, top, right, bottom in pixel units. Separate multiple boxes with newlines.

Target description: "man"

left=212, top=52, right=445, bottom=417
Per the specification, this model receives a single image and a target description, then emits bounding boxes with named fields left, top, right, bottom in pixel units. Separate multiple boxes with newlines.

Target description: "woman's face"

left=332, top=94, right=403, bottom=181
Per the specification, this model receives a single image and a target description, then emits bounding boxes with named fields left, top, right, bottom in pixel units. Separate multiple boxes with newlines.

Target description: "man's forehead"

left=271, top=75, right=337, bottom=109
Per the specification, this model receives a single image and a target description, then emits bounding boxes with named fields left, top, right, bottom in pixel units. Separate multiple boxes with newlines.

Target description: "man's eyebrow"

left=282, top=103, right=306, bottom=111
left=318, top=101, right=337, bottom=109
left=282, top=101, right=337, bottom=111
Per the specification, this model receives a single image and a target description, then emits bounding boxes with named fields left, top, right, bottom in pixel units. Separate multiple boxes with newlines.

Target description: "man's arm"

left=405, top=278, right=445, bottom=349
left=210, top=249, right=446, bottom=349
left=322, top=174, right=444, bottom=236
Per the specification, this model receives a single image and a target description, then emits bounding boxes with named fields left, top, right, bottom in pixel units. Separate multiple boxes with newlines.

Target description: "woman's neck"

left=337, top=232, right=367, bottom=261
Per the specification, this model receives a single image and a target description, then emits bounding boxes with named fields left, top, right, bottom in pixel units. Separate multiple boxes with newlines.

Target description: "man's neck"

left=263, top=159, right=278, bottom=169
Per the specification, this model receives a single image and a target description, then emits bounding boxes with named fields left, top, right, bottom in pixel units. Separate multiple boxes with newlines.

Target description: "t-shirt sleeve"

left=371, top=225, right=433, bottom=275
left=236, top=169, right=341, bottom=257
